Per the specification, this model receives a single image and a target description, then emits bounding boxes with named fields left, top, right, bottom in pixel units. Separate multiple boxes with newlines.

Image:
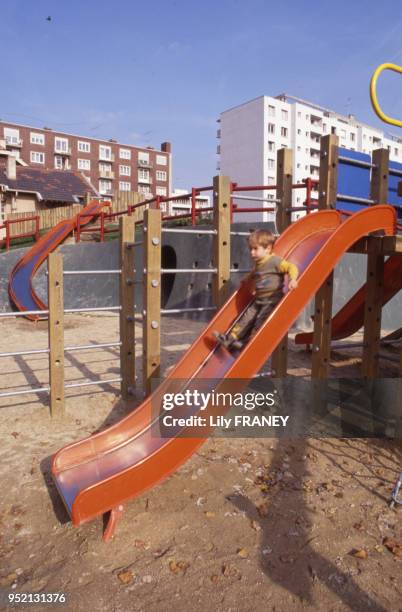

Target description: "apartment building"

left=218, top=94, right=402, bottom=221
left=0, top=121, right=172, bottom=199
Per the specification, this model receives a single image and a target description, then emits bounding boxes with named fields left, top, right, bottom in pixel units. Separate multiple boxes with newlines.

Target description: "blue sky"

left=3, top=0, right=402, bottom=187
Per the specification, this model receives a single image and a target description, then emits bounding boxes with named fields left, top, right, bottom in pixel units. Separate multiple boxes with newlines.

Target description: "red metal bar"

left=195, top=185, right=213, bottom=192
left=5, top=221, right=10, bottom=251
left=100, top=212, right=105, bottom=242
left=231, top=207, right=275, bottom=213
left=233, top=185, right=278, bottom=192
left=35, top=215, right=40, bottom=241
left=76, top=214, right=81, bottom=243
left=191, top=188, right=196, bottom=226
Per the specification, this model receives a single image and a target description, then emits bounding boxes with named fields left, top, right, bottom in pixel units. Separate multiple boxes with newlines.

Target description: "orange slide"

left=8, top=199, right=106, bottom=320
left=295, top=255, right=402, bottom=345
left=51, top=205, right=396, bottom=539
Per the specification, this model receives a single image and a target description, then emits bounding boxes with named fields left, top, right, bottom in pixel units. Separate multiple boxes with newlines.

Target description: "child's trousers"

left=231, top=297, right=280, bottom=344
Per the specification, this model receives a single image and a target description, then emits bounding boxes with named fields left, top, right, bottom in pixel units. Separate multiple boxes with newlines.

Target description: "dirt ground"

left=0, top=313, right=401, bottom=612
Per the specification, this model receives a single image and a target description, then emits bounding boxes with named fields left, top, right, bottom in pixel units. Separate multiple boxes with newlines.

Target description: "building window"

left=297, top=112, right=301, bottom=118
left=297, top=129, right=302, bottom=135
left=138, top=151, right=150, bottom=163
left=138, top=184, right=151, bottom=195
left=55, top=137, right=69, bottom=153
left=331, top=127, right=336, bottom=134
left=99, top=145, right=112, bottom=161
left=156, top=170, right=167, bottom=181
left=267, top=176, right=275, bottom=185
left=297, top=146, right=301, bottom=151
left=350, top=133, right=356, bottom=142
left=119, top=181, right=131, bottom=191
left=268, top=105, right=275, bottom=117
left=119, top=165, right=131, bottom=176
left=281, top=144, right=287, bottom=149
left=268, top=123, right=275, bottom=134
left=78, top=141, right=91, bottom=153
left=54, top=155, right=63, bottom=169
left=4, top=127, right=21, bottom=146
left=156, top=155, right=167, bottom=165
left=297, top=163, right=301, bottom=168
left=30, top=132, right=45, bottom=145
left=99, top=179, right=112, bottom=194
left=156, top=186, right=167, bottom=196
left=341, top=129, right=346, bottom=138
left=323, top=124, right=327, bottom=133
left=119, top=148, right=131, bottom=160
left=78, top=158, right=91, bottom=171
left=268, top=141, right=275, bottom=152
left=138, top=168, right=150, bottom=182
left=267, top=159, right=275, bottom=169
left=30, top=151, right=45, bottom=164
left=281, top=109, right=288, bottom=121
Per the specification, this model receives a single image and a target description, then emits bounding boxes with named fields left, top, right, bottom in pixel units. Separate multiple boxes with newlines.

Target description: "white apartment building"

left=218, top=94, right=402, bottom=222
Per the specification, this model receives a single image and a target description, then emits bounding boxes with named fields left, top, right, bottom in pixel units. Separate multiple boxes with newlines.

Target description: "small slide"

left=295, top=252, right=402, bottom=346
left=51, top=205, right=396, bottom=539
left=8, top=200, right=105, bottom=320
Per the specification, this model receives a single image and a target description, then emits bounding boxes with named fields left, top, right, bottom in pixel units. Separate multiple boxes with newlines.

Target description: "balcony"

left=137, top=159, right=153, bottom=169
left=55, top=147, right=71, bottom=156
left=138, top=175, right=153, bottom=185
left=216, top=129, right=221, bottom=138
left=99, top=152, right=115, bottom=162
left=99, top=168, right=115, bottom=179
left=5, top=136, right=23, bottom=147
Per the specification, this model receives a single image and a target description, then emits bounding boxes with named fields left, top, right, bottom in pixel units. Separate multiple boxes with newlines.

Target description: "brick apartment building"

left=0, top=121, right=172, bottom=199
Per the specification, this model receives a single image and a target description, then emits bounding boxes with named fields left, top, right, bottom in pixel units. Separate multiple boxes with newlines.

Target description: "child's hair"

left=248, top=229, right=276, bottom=249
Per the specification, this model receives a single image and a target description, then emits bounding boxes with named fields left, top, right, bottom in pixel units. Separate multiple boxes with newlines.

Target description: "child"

left=214, top=229, right=298, bottom=352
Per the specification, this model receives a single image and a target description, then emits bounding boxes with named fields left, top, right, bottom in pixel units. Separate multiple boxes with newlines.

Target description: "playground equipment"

left=8, top=199, right=108, bottom=320
left=51, top=204, right=396, bottom=540
left=371, top=61, right=402, bottom=507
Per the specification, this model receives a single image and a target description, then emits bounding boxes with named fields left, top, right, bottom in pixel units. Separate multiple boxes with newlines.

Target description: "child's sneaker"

left=213, top=331, right=231, bottom=349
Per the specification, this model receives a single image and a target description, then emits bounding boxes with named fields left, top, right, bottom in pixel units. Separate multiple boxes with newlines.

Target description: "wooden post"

left=48, top=252, right=65, bottom=418
left=143, top=208, right=162, bottom=395
left=371, top=148, right=389, bottom=204
left=272, top=148, right=293, bottom=377
left=311, top=134, right=338, bottom=378
left=275, top=148, right=293, bottom=233
left=361, top=149, right=388, bottom=379
left=213, top=175, right=231, bottom=308
left=119, top=216, right=136, bottom=399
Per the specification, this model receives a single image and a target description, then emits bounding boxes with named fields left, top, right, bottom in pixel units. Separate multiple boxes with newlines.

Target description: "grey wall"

left=1, top=225, right=402, bottom=332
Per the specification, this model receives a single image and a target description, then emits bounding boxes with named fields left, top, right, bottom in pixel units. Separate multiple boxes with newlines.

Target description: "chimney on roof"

left=6, top=155, right=17, bottom=180
left=161, top=141, right=171, bottom=153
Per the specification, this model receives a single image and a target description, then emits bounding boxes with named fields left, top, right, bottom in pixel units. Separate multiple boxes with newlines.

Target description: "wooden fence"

left=5, top=192, right=146, bottom=237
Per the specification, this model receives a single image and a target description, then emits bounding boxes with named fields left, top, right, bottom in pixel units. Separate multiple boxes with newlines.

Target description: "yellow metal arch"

left=370, top=62, right=402, bottom=128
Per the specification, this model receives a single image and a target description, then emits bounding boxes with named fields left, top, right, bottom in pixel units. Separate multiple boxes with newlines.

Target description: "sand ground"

left=0, top=313, right=401, bottom=612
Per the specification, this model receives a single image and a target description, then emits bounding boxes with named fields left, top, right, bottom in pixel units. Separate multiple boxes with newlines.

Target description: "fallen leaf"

left=11, top=432, right=19, bottom=439
left=351, top=549, right=368, bottom=559
left=257, top=502, right=269, bottom=517
left=117, top=569, right=134, bottom=585
left=251, top=520, right=261, bottom=532
left=205, top=511, right=215, bottom=518
left=383, top=538, right=402, bottom=557
left=134, top=539, right=149, bottom=550
left=168, top=559, right=189, bottom=574
left=210, top=574, right=220, bottom=584
left=237, top=548, right=249, bottom=558
left=222, top=563, right=240, bottom=578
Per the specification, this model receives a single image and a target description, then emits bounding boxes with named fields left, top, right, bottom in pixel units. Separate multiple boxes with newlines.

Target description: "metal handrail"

left=370, top=62, right=402, bottom=128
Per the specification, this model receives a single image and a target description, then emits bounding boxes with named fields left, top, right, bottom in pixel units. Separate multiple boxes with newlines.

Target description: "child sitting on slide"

left=213, top=229, right=299, bottom=352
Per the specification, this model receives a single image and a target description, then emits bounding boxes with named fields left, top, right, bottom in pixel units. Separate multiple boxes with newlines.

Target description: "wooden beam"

left=272, top=148, right=293, bottom=377
left=48, top=252, right=65, bottom=418
left=213, top=175, right=231, bottom=308
left=275, top=148, right=293, bottom=233
left=119, top=216, right=136, bottom=399
left=311, top=134, right=338, bottom=379
left=143, top=208, right=162, bottom=395
left=362, top=238, right=384, bottom=378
